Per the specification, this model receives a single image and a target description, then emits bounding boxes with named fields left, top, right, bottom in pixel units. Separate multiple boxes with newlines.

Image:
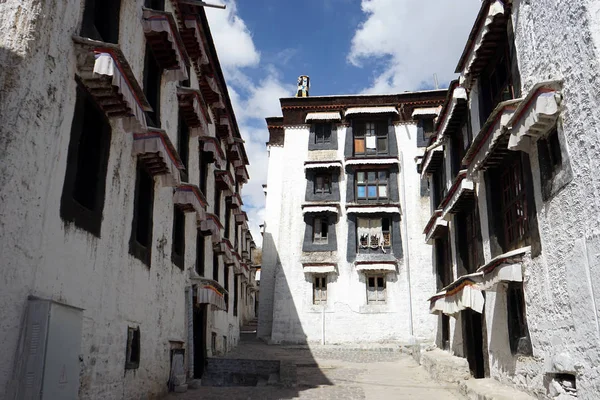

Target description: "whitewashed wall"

left=0, top=0, right=248, bottom=398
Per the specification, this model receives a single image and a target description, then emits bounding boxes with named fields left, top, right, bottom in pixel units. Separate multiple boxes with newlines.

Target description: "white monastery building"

left=0, top=0, right=257, bottom=398
left=260, top=0, right=600, bottom=398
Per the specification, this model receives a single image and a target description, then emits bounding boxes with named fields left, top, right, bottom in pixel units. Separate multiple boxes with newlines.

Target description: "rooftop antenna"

left=433, top=73, right=439, bottom=90
left=178, top=0, right=226, bottom=9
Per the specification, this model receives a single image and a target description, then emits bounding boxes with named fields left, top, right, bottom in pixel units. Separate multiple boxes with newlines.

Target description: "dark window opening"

left=81, top=0, right=121, bottom=43
left=143, top=43, right=163, bottom=128
left=313, top=217, right=329, bottom=244
left=224, top=266, right=229, bottom=312
left=367, top=275, right=386, bottom=304
left=61, top=84, right=112, bottom=237
left=125, top=327, right=140, bottom=370
left=199, top=151, right=209, bottom=196
left=211, top=332, right=217, bottom=354
left=432, top=166, right=447, bottom=208
left=479, top=36, right=515, bottom=126
left=178, top=112, right=189, bottom=182
left=313, top=276, right=327, bottom=305
left=353, top=121, right=388, bottom=156
left=213, top=252, right=219, bottom=283
left=224, top=202, right=231, bottom=240
left=435, top=234, right=453, bottom=289
left=214, top=189, right=221, bottom=221
left=315, top=173, right=332, bottom=194
left=315, top=123, right=332, bottom=144
left=144, top=0, right=165, bottom=10
left=423, top=118, right=435, bottom=136
left=356, top=170, right=388, bottom=202
left=172, top=206, right=185, bottom=270
left=500, top=157, right=529, bottom=251
left=233, top=274, right=239, bottom=316
left=129, top=161, right=155, bottom=266
left=457, top=209, right=483, bottom=274
left=358, top=217, right=390, bottom=253
left=450, top=131, right=466, bottom=179
left=538, top=126, right=563, bottom=200
left=507, top=282, right=532, bottom=356
left=196, top=230, right=205, bottom=276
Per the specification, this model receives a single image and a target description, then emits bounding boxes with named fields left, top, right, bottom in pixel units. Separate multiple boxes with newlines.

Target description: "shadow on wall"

left=488, top=287, right=517, bottom=376
left=257, top=232, right=332, bottom=394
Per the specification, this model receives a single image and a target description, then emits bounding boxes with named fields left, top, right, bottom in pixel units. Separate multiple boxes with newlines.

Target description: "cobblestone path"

left=166, top=340, right=465, bottom=400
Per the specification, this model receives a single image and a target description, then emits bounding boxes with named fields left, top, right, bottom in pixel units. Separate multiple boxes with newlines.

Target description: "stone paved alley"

left=167, top=333, right=465, bottom=400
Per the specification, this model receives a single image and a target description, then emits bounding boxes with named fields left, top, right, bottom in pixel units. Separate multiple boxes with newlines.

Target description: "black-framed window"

left=143, top=43, right=163, bottom=128
left=479, top=37, right=516, bottom=126
left=313, top=217, right=328, bottom=244
left=357, top=217, right=390, bottom=253
left=353, top=121, right=388, bottom=156
left=356, top=170, right=388, bottom=201
left=366, top=275, right=386, bottom=304
left=538, top=126, right=562, bottom=201
left=507, top=282, right=532, bottom=356
left=172, top=207, right=185, bottom=270
left=144, top=0, right=164, bottom=10
left=315, top=173, right=331, bottom=194
left=423, top=119, right=435, bottom=136
left=196, top=230, right=205, bottom=276
left=61, top=84, right=112, bottom=237
left=129, top=161, right=155, bottom=266
left=213, top=252, right=219, bottom=283
left=125, top=327, right=140, bottom=370
left=233, top=274, right=239, bottom=316
left=456, top=209, right=483, bottom=274
left=224, top=266, right=229, bottom=312
left=199, top=151, right=209, bottom=196
left=178, top=112, right=189, bottom=182
left=214, top=189, right=221, bottom=220
left=432, top=166, right=447, bottom=208
left=81, top=0, right=121, bottom=43
left=224, top=202, right=231, bottom=240
left=435, top=233, right=453, bottom=289
left=500, top=157, right=529, bottom=251
left=313, top=276, right=327, bottom=305
left=315, top=123, right=332, bottom=144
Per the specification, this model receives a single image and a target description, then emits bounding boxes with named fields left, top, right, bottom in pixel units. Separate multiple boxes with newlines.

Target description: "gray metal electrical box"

left=11, top=297, right=83, bottom=400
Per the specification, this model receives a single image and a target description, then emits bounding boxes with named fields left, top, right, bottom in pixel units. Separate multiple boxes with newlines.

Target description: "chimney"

left=295, top=75, right=310, bottom=97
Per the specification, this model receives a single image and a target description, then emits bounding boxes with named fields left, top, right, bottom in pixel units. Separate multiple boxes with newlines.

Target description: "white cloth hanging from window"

left=357, top=218, right=383, bottom=249
left=366, top=135, right=377, bottom=149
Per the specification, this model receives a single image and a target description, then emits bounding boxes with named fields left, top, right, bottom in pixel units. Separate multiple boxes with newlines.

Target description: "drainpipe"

left=400, top=150, right=415, bottom=338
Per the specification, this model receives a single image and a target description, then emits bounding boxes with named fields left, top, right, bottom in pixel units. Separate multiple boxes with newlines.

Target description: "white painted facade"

left=423, top=1, right=600, bottom=399
left=260, top=93, right=445, bottom=345
left=0, top=1, right=256, bottom=399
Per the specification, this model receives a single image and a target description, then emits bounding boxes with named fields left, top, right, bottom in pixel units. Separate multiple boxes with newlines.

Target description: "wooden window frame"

left=129, top=161, right=155, bottom=267
left=125, top=327, right=140, bottom=370
left=353, top=120, right=388, bottom=157
left=500, top=157, right=529, bottom=251
left=81, top=0, right=122, bottom=44
left=60, top=84, right=112, bottom=237
left=366, top=275, right=386, bottom=304
left=356, top=169, right=389, bottom=202
left=313, top=275, right=327, bottom=305
left=479, top=39, right=516, bottom=126
left=313, top=217, right=329, bottom=244
left=314, top=123, right=332, bottom=144
left=314, top=173, right=332, bottom=194
left=172, top=206, right=185, bottom=270
left=143, top=43, right=163, bottom=128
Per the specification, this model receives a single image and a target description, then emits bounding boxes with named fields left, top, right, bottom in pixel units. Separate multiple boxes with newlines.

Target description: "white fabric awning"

left=304, top=161, right=343, bottom=170
left=345, top=158, right=399, bottom=166
left=424, top=214, right=448, bottom=245
left=433, top=272, right=485, bottom=316
left=460, top=0, right=506, bottom=79
left=464, top=99, right=521, bottom=172
left=197, top=283, right=227, bottom=311
left=302, top=205, right=338, bottom=215
left=303, top=265, right=337, bottom=274
left=355, top=263, right=397, bottom=272
left=174, top=184, right=206, bottom=221
left=440, top=171, right=475, bottom=221
left=437, top=86, right=468, bottom=140
left=347, top=206, right=401, bottom=215
left=507, top=81, right=562, bottom=152
left=412, top=107, right=441, bottom=118
left=305, top=112, right=342, bottom=122
left=255, top=269, right=261, bottom=281
left=476, top=246, right=530, bottom=290
left=429, top=291, right=446, bottom=315
left=345, top=107, right=398, bottom=116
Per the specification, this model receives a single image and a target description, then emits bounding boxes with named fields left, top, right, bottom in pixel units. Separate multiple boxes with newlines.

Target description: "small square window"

left=315, top=123, right=332, bottom=144
left=313, top=276, right=327, bottom=305
left=315, top=173, right=331, bottom=194
left=356, top=170, right=388, bottom=202
left=367, top=275, right=386, bottom=304
left=313, top=218, right=329, bottom=244
left=125, top=327, right=140, bottom=369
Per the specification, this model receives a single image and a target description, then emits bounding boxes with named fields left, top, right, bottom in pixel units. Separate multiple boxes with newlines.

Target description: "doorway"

left=462, top=308, right=486, bottom=378
left=441, top=314, right=450, bottom=350
left=193, top=304, right=207, bottom=378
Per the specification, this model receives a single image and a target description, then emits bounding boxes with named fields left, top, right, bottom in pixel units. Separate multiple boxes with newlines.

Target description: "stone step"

left=459, top=378, right=537, bottom=400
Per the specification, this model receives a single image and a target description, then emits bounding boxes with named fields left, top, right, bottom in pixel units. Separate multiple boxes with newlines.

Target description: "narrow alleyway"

left=167, top=320, right=464, bottom=400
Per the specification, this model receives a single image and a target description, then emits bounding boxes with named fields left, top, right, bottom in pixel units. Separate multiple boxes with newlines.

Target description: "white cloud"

left=348, top=0, right=482, bottom=93
left=206, top=1, right=294, bottom=246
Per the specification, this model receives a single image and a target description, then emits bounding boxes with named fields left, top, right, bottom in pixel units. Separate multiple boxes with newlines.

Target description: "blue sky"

left=206, top=0, right=482, bottom=246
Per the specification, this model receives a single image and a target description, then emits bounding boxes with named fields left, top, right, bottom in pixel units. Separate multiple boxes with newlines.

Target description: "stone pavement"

left=166, top=341, right=466, bottom=400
